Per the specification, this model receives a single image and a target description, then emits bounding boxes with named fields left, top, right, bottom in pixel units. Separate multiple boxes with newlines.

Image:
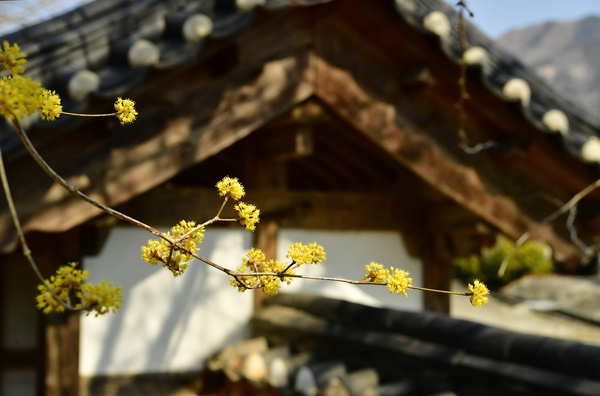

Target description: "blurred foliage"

left=453, top=235, right=553, bottom=288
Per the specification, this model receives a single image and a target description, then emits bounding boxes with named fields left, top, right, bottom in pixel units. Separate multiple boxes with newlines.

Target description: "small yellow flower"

left=364, top=262, right=388, bottom=283
left=243, top=247, right=266, bottom=267
left=261, top=259, right=289, bottom=295
left=80, top=280, right=123, bottom=317
left=114, top=97, right=137, bottom=125
left=140, top=220, right=204, bottom=276
left=35, top=262, right=88, bottom=314
left=286, top=242, right=326, bottom=265
left=234, top=202, right=260, bottom=231
left=230, top=248, right=265, bottom=292
left=35, top=262, right=122, bottom=316
left=0, top=41, right=27, bottom=75
left=468, top=279, right=489, bottom=307
left=216, top=176, right=245, bottom=201
left=230, top=248, right=296, bottom=294
left=39, top=89, right=62, bottom=121
left=141, top=239, right=163, bottom=265
left=386, top=267, right=412, bottom=297
left=0, top=74, right=43, bottom=120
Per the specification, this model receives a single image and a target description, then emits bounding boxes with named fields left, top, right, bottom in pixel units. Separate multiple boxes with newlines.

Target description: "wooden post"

left=422, top=234, right=452, bottom=313
left=253, top=217, right=279, bottom=308
left=44, top=312, right=80, bottom=396
left=30, top=230, right=90, bottom=396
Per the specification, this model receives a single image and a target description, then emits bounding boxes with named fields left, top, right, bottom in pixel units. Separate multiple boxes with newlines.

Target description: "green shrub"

left=453, top=235, right=553, bottom=288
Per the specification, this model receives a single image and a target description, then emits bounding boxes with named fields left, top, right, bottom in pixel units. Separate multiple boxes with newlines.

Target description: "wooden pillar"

left=422, top=234, right=452, bottom=313
left=253, top=217, right=279, bottom=308
left=44, top=312, right=80, bottom=396
left=29, top=229, right=90, bottom=396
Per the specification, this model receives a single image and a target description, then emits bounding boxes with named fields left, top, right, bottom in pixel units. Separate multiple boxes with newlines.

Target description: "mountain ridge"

left=496, top=15, right=600, bottom=116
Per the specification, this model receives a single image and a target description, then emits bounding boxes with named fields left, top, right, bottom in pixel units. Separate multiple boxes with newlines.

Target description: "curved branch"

left=0, top=140, right=72, bottom=310
left=11, top=119, right=165, bottom=240
left=498, top=178, right=600, bottom=277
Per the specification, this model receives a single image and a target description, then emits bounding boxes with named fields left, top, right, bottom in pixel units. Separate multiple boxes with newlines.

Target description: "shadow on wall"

left=80, top=228, right=253, bottom=377
left=278, top=230, right=424, bottom=311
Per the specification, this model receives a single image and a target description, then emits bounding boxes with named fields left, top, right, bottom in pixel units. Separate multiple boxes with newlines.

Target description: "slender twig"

left=282, top=260, right=297, bottom=274
left=498, top=178, right=600, bottom=277
left=228, top=270, right=471, bottom=296
left=11, top=119, right=230, bottom=273
left=11, top=119, right=166, bottom=240
left=566, top=206, right=593, bottom=256
left=62, top=111, right=118, bottom=118
left=0, top=137, right=72, bottom=310
left=455, top=1, right=497, bottom=154
left=216, top=196, right=228, bottom=218
left=456, top=0, right=474, bottom=17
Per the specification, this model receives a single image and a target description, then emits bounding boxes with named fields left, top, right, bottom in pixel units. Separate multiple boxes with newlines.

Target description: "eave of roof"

left=0, top=0, right=331, bottom=156
left=3, top=0, right=600, bottom=165
left=394, top=0, right=600, bottom=164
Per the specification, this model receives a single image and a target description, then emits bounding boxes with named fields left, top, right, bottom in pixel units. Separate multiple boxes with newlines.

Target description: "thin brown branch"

left=455, top=1, right=497, bottom=154
left=498, top=178, right=600, bottom=277
left=228, top=270, right=470, bottom=296
left=0, top=140, right=73, bottom=310
left=11, top=119, right=166, bottom=239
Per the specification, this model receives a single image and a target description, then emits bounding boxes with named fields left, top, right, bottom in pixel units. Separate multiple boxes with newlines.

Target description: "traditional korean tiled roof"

left=0, top=0, right=333, bottom=154
left=3, top=0, right=600, bottom=164
left=393, top=0, right=600, bottom=165
left=203, top=293, right=600, bottom=395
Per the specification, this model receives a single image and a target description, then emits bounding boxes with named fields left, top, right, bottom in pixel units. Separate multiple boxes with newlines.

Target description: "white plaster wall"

left=80, top=227, right=253, bottom=376
left=277, top=230, right=423, bottom=311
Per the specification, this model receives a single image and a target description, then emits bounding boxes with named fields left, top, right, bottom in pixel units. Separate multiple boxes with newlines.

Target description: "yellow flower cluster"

left=80, top=279, right=123, bottom=317
left=0, top=74, right=43, bottom=121
left=260, top=259, right=290, bottom=295
left=468, top=279, right=489, bottom=307
left=114, top=97, right=138, bottom=125
left=363, top=262, right=412, bottom=297
left=39, top=89, right=62, bottom=121
left=230, top=243, right=326, bottom=295
left=363, top=262, right=388, bottom=284
left=387, top=267, right=412, bottom=297
left=141, top=220, right=205, bottom=276
left=229, top=248, right=268, bottom=292
left=35, top=262, right=123, bottom=316
left=234, top=202, right=260, bottom=231
left=287, top=242, right=326, bottom=265
left=216, top=176, right=245, bottom=201
left=0, top=42, right=138, bottom=126
left=0, top=41, right=26, bottom=75
left=36, top=262, right=87, bottom=314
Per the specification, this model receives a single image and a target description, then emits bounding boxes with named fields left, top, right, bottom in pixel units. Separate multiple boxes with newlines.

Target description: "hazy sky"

left=451, top=0, right=600, bottom=38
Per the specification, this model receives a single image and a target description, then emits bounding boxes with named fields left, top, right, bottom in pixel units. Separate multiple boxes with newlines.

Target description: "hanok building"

left=2, top=0, right=600, bottom=395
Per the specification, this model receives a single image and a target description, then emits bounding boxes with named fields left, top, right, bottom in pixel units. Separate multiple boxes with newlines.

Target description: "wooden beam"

left=313, top=56, right=580, bottom=264
left=259, top=126, right=314, bottom=162
left=115, top=186, right=417, bottom=232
